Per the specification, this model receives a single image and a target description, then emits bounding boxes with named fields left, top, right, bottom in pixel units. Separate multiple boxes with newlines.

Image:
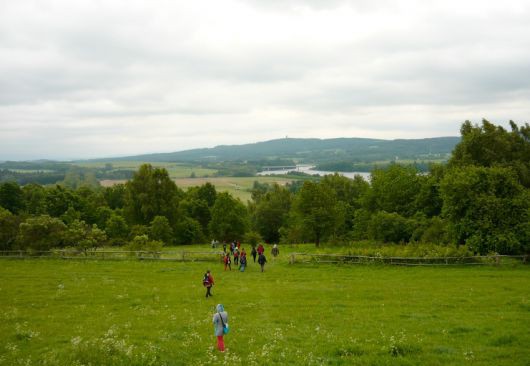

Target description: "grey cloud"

left=1, top=0, right=530, bottom=160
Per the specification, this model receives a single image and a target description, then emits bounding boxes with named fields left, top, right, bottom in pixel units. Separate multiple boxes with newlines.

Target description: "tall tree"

left=0, top=182, right=25, bottom=214
left=253, top=184, right=292, bottom=243
left=149, top=216, right=174, bottom=245
left=104, top=184, right=127, bottom=209
left=0, top=207, right=19, bottom=250
left=125, top=164, right=183, bottom=225
left=321, top=173, right=369, bottom=233
left=366, top=164, right=421, bottom=217
left=440, top=166, right=530, bottom=254
left=208, top=192, right=248, bottom=242
left=450, top=119, right=530, bottom=187
left=292, top=181, right=342, bottom=247
left=45, top=185, right=81, bottom=217
left=105, top=213, right=129, bottom=243
left=22, top=183, right=47, bottom=215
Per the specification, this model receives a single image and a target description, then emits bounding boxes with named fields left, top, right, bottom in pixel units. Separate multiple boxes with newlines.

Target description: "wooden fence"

left=0, top=250, right=225, bottom=262
left=0, top=250, right=527, bottom=266
left=288, top=253, right=529, bottom=266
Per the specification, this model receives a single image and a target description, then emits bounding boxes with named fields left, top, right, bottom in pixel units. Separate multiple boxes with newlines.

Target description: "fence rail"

left=0, top=250, right=528, bottom=266
left=288, top=253, right=528, bottom=266
left=0, top=250, right=225, bottom=262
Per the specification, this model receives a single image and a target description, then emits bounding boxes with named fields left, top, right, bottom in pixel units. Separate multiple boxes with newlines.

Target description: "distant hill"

left=97, top=136, right=460, bottom=163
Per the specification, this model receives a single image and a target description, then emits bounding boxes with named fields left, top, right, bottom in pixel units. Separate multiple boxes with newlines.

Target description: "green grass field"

left=1, top=255, right=529, bottom=365
left=76, top=161, right=218, bottom=179
left=101, top=176, right=298, bottom=202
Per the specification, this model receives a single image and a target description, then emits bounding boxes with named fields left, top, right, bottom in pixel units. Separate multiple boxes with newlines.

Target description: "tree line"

left=0, top=120, right=529, bottom=255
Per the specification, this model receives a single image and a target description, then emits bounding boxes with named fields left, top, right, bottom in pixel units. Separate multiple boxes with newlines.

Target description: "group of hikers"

left=221, top=241, right=276, bottom=273
left=203, top=241, right=281, bottom=351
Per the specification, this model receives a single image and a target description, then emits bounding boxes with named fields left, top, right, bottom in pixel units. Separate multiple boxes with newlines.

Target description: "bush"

left=125, top=235, right=163, bottom=257
left=244, top=231, right=262, bottom=247
left=367, top=211, right=413, bottom=243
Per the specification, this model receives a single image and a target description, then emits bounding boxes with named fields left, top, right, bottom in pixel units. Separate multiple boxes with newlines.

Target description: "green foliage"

left=22, top=183, right=47, bottom=215
left=195, top=182, right=217, bottom=207
left=0, top=181, right=25, bottom=214
left=61, top=167, right=100, bottom=189
left=125, top=164, right=183, bottom=225
left=174, top=216, right=204, bottom=244
left=411, top=215, right=451, bottom=244
left=125, top=235, right=163, bottom=255
left=450, top=119, right=530, bottom=187
left=94, top=206, right=113, bottom=230
left=0, top=207, right=19, bottom=250
left=0, top=120, right=526, bottom=250
left=148, top=216, right=174, bottom=246
left=244, top=230, right=262, bottom=247
left=103, top=183, right=127, bottom=209
left=367, top=211, right=414, bottom=243
left=45, top=185, right=81, bottom=217
left=60, top=206, right=81, bottom=225
left=292, top=181, right=343, bottom=246
left=208, top=192, right=248, bottom=242
left=64, top=220, right=107, bottom=253
left=105, top=214, right=129, bottom=244
left=16, top=215, right=66, bottom=251
left=367, top=164, right=422, bottom=217
left=440, top=166, right=529, bottom=254
left=179, top=198, right=211, bottom=232
left=321, top=173, right=369, bottom=234
left=253, top=184, right=292, bottom=243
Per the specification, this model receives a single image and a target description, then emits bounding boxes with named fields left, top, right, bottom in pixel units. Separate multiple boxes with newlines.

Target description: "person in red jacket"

left=223, top=253, right=231, bottom=271
left=203, top=270, right=214, bottom=298
left=257, top=243, right=264, bottom=256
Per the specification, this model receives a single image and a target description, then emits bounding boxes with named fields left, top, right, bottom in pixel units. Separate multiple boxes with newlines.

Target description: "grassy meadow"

left=77, top=161, right=219, bottom=179
left=0, top=255, right=529, bottom=365
left=101, top=176, right=298, bottom=202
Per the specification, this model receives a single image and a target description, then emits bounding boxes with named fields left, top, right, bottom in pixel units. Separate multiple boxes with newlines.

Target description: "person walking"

left=213, top=304, right=229, bottom=352
left=271, top=244, right=279, bottom=258
left=257, top=243, right=264, bottom=256
left=258, top=252, right=267, bottom=272
left=203, top=270, right=214, bottom=298
left=251, top=246, right=257, bottom=263
left=233, top=248, right=239, bottom=266
left=239, top=252, right=247, bottom=272
left=224, top=253, right=231, bottom=271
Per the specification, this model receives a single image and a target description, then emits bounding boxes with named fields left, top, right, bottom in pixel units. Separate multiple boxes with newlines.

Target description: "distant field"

left=76, top=161, right=218, bottom=179
left=101, top=176, right=298, bottom=202
left=4, top=169, right=56, bottom=173
left=0, top=257, right=528, bottom=365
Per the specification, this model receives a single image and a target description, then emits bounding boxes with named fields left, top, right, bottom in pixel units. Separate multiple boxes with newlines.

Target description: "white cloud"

left=0, top=0, right=529, bottom=160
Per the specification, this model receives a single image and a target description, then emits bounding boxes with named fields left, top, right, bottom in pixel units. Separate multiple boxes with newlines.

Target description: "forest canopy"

left=0, top=120, right=528, bottom=255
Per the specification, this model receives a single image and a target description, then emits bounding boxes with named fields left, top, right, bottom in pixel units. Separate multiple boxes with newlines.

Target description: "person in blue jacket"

left=213, top=304, right=228, bottom=352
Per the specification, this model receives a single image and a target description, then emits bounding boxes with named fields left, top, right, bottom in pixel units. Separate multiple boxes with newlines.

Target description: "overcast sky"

left=1, top=0, right=529, bottom=160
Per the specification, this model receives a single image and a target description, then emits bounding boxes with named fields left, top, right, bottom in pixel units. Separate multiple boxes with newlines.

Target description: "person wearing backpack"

left=203, top=270, right=214, bottom=298
left=239, top=251, right=247, bottom=272
left=223, top=253, right=231, bottom=271
left=213, top=304, right=229, bottom=352
left=258, top=252, right=267, bottom=272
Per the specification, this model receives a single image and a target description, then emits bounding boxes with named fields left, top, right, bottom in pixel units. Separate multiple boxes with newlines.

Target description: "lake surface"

left=257, top=165, right=371, bottom=180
